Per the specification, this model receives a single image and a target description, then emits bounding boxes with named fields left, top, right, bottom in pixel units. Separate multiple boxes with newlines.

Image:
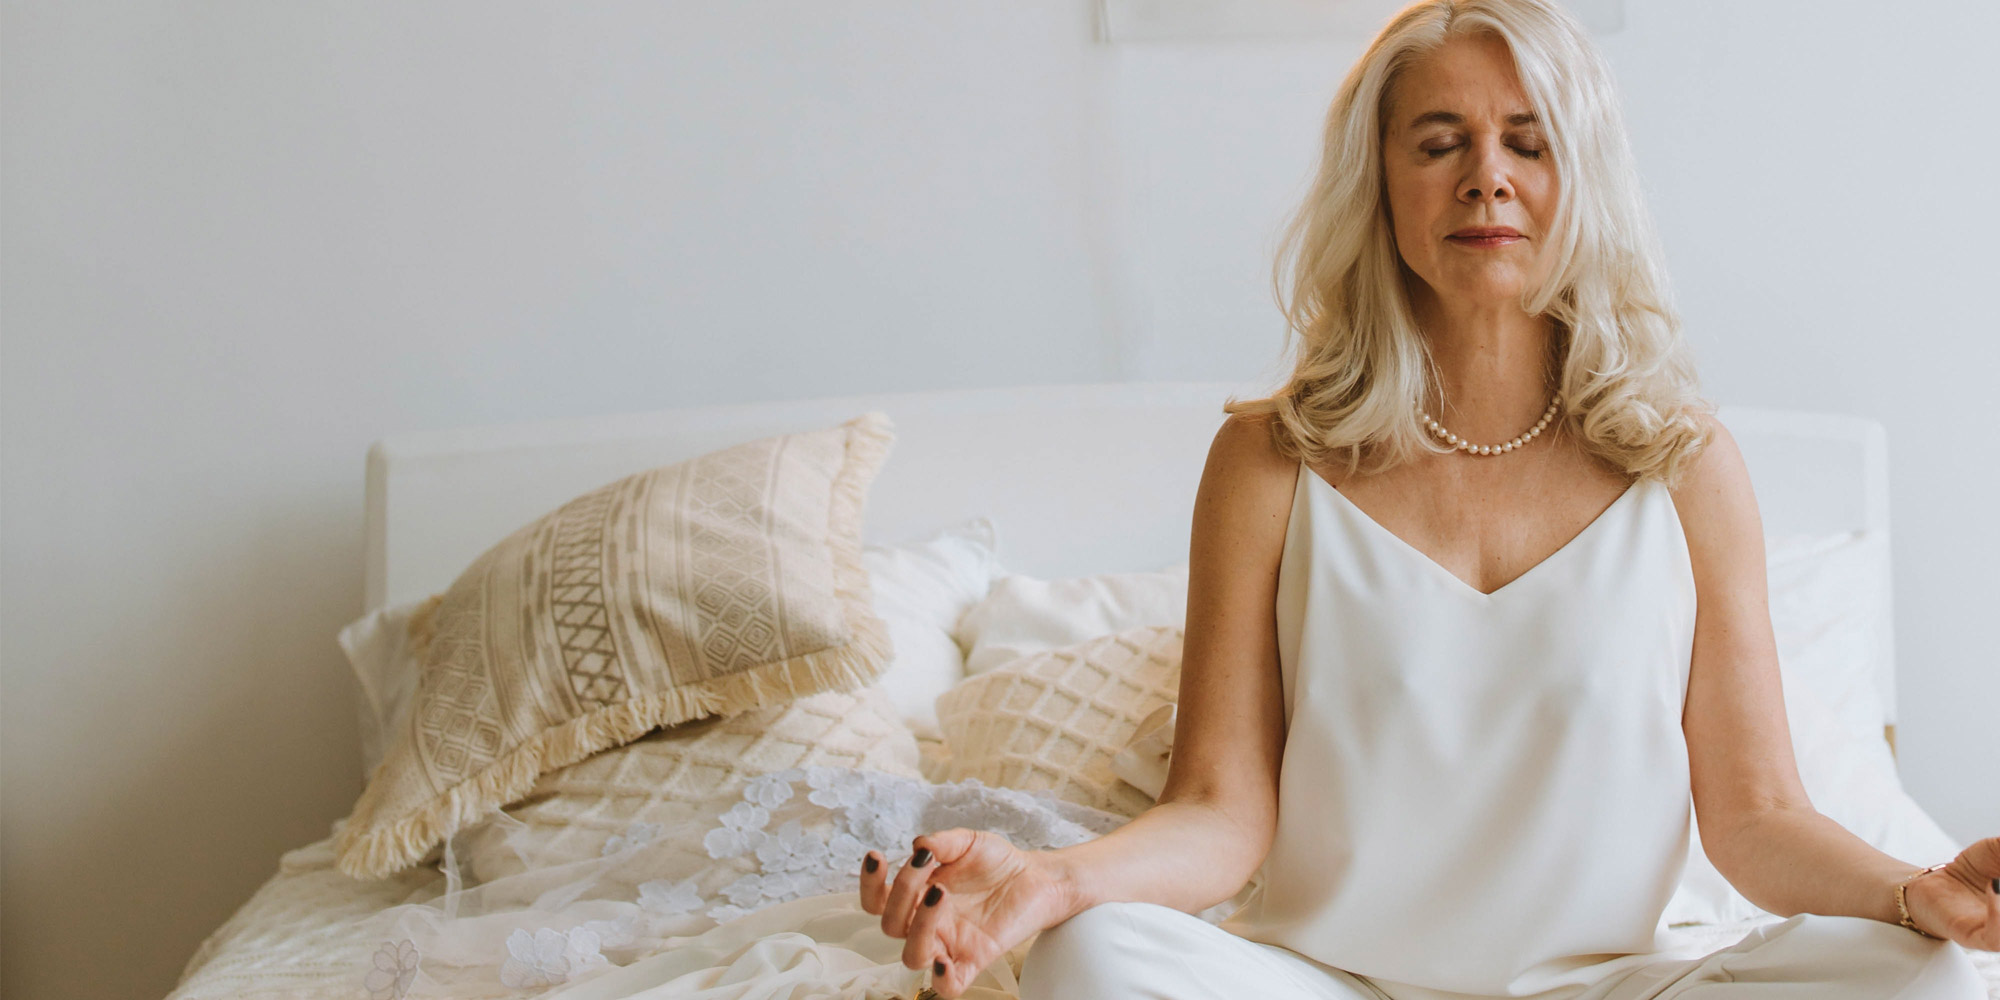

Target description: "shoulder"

left=1196, top=412, right=1302, bottom=529
left=1206, top=412, right=1300, bottom=489
left=1666, top=413, right=1765, bottom=593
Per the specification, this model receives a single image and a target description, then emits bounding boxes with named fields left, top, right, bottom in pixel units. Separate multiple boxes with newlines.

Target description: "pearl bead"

left=1416, top=393, right=1561, bottom=457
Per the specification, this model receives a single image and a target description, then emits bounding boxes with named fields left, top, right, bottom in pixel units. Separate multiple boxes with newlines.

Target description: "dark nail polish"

left=911, top=846, right=932, bottom=867
left=934, top=959, right=947, bottom=977
left=863, top=854, right=879, bottom=874
left=924, top=884, right=942, bottom=906
left=1992, top=877, right=1998, bottom=895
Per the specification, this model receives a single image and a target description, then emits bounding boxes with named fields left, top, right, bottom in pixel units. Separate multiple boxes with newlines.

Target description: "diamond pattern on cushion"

left=457, top=684, right=923, bottom=881
left=933, top=625, right=1182, bottom=818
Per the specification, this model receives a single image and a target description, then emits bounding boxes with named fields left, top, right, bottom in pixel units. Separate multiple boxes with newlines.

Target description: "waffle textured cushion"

left=932, top=624, right=1182, bottom=818
left=334, top=411, right=897, bottom=879
left=457, top=684, right=924, bottom=882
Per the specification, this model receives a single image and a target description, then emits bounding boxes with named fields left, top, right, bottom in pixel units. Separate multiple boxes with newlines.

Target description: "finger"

left=910, top=827, right=982, bottom=867
left=939, top=937, right=1005, bottom=1000
left=1958, top=836, right=2000, bottom=891
left=857, top=850, right=888, bottom=915
left=933, top=952, right=959, bottom=999
left=1959, top=836, right=2000, bottom=876
left=900, top=881, right=949, bottom=972
left=880, top=840, right=940, bottom=938
left=933, top=933, right=989, bottom=999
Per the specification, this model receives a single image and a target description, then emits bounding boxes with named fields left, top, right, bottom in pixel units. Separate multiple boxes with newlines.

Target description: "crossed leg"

left=1019, top=904, right=1990, bottom=1000
left=1017, top=901, right=1386, bottom=1000
left=1581, top=914, right=1988, bottom=1000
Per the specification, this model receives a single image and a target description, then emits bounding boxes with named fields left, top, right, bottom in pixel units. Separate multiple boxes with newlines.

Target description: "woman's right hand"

left=858, top=828, right=1078, bottom=998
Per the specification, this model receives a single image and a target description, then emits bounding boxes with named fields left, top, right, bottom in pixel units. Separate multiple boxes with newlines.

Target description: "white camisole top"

left=1218, top=460, right=1700, bottom=997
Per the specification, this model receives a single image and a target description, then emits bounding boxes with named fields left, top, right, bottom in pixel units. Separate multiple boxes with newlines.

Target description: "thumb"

left=1956, top=836, right=2000, bottom=892
left=911, top=828, right=983, bottom=867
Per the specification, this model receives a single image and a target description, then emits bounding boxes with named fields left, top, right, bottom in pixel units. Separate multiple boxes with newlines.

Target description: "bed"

left=168, top=380, right=2000, bottom=999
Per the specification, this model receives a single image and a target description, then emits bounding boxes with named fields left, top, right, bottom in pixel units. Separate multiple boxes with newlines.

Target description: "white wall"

left=4, top=2, right=1995, bottom=998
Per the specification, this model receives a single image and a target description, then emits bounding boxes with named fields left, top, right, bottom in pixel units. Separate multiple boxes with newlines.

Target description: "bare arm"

left=1677, top=416, right=1948, bottom=923
left=1041, top=412, right=1296, bottom=921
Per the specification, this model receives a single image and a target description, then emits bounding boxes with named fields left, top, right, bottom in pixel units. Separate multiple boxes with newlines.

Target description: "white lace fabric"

left=171, top=766, right=1132, bottom=999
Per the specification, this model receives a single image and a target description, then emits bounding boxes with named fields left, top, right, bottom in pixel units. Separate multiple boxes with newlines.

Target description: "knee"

left=1774, top=914, right=1988, bottom=997
left=1017, top=902, right=1162, bottom=1000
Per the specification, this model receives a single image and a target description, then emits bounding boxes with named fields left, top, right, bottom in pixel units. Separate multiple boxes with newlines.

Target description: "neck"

left=1410, top=287, right=1556, bottom=443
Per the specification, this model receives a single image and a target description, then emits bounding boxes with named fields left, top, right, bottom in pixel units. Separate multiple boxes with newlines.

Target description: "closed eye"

left=1424, top=144, right=1544, bottom=160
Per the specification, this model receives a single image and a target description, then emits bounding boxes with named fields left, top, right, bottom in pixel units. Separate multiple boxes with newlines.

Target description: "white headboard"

left=362, top=381, right=1895, bottom=724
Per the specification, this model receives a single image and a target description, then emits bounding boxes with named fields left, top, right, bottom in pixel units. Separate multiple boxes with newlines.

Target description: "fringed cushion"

left=333, top=411, right=897, bottom=879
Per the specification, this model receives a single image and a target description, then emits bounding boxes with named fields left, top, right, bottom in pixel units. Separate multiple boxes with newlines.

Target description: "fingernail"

left=863, top=854, right=879, bottom=874
left=924, top=884, right=942, bottom=906
left=911, top=846, right=932, bottom=867
left=1991, top=877, right=1998, bottom=895
left=934, top=959, right=947, bottom=977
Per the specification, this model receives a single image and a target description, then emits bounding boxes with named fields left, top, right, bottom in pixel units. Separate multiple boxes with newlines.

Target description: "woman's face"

left=1380, top=33, right=1558, bottom=314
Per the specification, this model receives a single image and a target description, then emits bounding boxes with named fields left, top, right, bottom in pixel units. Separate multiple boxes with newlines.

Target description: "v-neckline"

left=1297, top=460, right=1644, bottom=600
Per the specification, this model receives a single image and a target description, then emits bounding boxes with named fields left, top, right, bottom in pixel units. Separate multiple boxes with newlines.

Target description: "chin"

left=1440, top=275, right=1527, bottom=304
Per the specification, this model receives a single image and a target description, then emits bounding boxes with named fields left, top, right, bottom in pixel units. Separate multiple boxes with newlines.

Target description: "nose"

left=1457, top=138, right=1513, bottom=204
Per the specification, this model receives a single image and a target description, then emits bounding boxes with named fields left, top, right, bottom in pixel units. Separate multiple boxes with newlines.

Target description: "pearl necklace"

left=1418, top=394, right=1561, bottom=456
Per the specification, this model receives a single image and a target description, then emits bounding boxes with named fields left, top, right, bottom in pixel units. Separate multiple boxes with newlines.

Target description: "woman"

left=858, top=1, right=2000, bottom=997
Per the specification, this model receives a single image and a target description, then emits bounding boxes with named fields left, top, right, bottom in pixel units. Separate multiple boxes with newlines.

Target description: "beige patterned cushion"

left=459, top=684, right=923, bottom=881
left=334, top=412, right=897, bottom=879
left=932, top=625, right=1182, bottom=817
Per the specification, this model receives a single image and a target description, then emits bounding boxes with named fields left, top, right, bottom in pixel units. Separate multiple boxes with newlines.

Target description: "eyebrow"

left=1406, top=110, right=1540, bottom=129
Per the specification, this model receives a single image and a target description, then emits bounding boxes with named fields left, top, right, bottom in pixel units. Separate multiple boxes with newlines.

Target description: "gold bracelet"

left=1896, top=862, right=1950, bottom=940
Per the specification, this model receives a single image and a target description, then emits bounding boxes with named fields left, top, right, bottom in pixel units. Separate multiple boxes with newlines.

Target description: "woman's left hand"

left=1904, top=837, right=2000, bottom=951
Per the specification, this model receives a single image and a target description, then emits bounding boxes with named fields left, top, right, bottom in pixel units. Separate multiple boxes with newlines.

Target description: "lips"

left=1446, top=226, right=1525, bottom=249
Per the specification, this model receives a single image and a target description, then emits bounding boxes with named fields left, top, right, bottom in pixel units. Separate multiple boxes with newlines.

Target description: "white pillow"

left=1764, top=530, right=1894, bottom=745
left=859, top=517, right=1004, bottom=731
left=1662, top=656, right=1960, bottom=926
left=338, top=597, right=432, bottom=779
left=339, top=517, right=1002, bottom=777
left=952, top=562, right=1190, bottom=677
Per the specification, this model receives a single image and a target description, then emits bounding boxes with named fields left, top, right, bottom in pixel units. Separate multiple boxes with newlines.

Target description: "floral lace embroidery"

left=682, top=765, right=1126, bottom=923
left=496, top=914, right=637, bottom=989
left=333, top=767, right=1129, bottom=994
left=636, top=875, right=703, bottom=915
left=602, top=820, right=662, bottom=856
left=364, top=939, right=420, bottom=1000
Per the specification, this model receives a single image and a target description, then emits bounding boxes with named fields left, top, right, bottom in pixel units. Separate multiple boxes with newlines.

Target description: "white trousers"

left=1016, top=901, right=1990, bottom=1000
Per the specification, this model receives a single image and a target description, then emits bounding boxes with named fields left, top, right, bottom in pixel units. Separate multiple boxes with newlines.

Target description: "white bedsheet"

left=171, top=767, right=2000, bottom=1000
left=169, top=768, right=1127, bottom=1000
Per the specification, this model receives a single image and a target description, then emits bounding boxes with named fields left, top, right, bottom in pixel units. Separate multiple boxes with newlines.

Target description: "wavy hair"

left=1224, top=0, right=1713, bottom=486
